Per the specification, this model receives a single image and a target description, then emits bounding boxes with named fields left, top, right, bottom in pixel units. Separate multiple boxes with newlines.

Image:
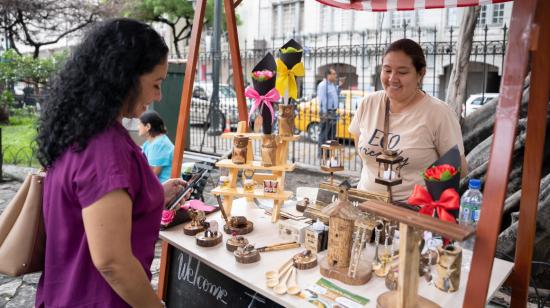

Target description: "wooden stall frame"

left=158, top=0, right=550, bottom=306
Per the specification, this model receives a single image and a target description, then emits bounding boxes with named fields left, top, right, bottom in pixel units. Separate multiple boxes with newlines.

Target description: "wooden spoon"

left=265, top=258, right=292, bottom=280
left=286, top=267, right=301, bottom=295
left=266, top=261, right=293, bottom=288
left=273, top=265, right=294, bottom=295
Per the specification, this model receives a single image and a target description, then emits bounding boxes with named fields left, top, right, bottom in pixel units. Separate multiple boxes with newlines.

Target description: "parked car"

left=190, top=83, right=243, bottom=127
left=463, top=93, right=499, bottom=117
left=294, top=90, right=368, bottom=142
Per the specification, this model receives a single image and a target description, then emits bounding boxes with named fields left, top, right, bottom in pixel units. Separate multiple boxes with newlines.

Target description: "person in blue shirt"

left=317, top=67, right=342, bottom=157
left=138, top=111, right=174, bottom=183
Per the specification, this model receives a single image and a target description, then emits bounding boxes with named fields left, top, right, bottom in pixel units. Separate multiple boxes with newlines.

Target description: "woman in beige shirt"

left=349, top=38, right=467, bottom=201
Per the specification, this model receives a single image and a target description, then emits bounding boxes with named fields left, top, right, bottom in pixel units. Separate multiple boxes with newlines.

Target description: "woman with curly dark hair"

left=35, top=19, right=184, bottom=307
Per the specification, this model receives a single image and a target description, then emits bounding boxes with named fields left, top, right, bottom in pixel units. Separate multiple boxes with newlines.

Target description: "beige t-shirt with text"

left=349, top=91, right=464, bottom=201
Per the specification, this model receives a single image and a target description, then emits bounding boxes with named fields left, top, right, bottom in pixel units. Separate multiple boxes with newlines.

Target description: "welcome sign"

left=166, top=247, right=283, bottom=307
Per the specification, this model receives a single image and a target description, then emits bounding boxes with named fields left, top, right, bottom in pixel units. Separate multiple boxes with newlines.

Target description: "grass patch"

left=1, top=110, right=39, bottom=166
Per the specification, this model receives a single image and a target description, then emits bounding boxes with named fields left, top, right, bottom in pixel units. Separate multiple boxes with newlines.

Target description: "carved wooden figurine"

left=226, top=233, right=249, bottom=252
left=261, top=134, right=277, bottom=166
left=232, top=135, right=249, bottom=164
left=319, top=181, right=372, bottom=285
left=223, top=215, right=254, bottom=235
left=234, top=244, right=261, bottom=264
left=435, top=245, right=462, bottom=293
left=278, top=104, right=295, bottom=137
left=293, top=250, right=317, bottom=270
left=183, top=209, right=207, bottom=236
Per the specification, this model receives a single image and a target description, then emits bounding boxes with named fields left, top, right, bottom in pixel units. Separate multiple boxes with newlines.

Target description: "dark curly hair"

left=37, top=18, right=168, bottom=167
left=139, top=111, right=167, bottom=137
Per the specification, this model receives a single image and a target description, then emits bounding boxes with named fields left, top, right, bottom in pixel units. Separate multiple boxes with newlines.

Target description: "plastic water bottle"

left=459, top=179, right=483, bottom=250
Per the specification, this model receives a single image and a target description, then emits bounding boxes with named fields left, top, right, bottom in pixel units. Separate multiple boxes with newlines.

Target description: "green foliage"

left=0, top=49, right=68, bottom=86
left=0, top=112, right=39, bottom=166
left=128, top=0, right=195, bottom=21
left=126, top=0, right=241, bottom=33
left=0, top=90, right=15, bottom=109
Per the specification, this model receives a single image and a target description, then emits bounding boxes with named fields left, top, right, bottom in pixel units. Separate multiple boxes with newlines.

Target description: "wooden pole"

left=396, top=223, right=420, bottom=308
left=223, top=0, right=248, bottom=124
left=463, top=0, right=538, bottom=306
left=510, top=0, right=550, bottom=306
left=157, top=0, right=208, bottom=300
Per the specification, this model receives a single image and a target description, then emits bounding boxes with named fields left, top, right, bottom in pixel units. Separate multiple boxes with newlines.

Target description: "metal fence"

left=181, top=24, right=509, bottom=173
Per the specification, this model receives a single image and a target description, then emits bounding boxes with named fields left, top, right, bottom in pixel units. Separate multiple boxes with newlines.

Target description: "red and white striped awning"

left=315, top=0, right=512, bottom=11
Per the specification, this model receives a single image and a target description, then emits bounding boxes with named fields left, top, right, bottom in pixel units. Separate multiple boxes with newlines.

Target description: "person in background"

left=349, top=38, right=467, bottom=202
left=317, top=67, right=342, bottom=157
left=36, top=18, right=185, bottom=307
left=138, top=111, right=175, bottom=183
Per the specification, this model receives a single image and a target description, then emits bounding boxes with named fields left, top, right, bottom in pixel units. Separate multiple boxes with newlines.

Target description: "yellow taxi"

left=294, top=90, right=368, bottom=142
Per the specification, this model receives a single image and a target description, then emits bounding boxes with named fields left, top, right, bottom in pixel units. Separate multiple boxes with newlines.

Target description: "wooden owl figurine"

left=261, top=134, right=277, bottom=167
left=278, top=104, right=295, bottom=137
left=232, top=135, right=249, bottom=164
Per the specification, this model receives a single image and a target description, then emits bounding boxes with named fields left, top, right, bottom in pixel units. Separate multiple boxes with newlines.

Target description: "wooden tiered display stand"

left=212, top=122, right=299, bottom=222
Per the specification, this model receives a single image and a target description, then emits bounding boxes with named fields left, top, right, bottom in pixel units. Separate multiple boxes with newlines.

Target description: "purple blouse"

left=36, top=122, right=164, bottom=307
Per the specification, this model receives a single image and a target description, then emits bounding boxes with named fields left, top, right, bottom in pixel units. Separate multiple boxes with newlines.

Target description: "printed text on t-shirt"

left=360, top=128, right=409, bottom=170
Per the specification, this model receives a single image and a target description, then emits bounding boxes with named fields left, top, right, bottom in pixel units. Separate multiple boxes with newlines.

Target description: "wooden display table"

left=159, top=198, right=514, bottom=308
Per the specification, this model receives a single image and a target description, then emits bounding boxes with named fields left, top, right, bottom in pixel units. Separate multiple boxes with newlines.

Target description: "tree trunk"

left=445, top=6, right=480, bottom=122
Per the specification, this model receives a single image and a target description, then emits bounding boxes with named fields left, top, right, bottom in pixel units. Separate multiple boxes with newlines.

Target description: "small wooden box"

left=277, top=219, right=309, bottom=244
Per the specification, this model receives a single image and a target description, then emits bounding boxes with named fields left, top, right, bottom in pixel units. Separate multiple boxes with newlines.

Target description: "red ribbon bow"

left=244, top=87, right=280, bottom=124
left=407, top=185, right=459, bottom=224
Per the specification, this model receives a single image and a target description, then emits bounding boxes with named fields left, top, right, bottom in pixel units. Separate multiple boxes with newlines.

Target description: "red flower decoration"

left=424, top=164, right=458, bottom=182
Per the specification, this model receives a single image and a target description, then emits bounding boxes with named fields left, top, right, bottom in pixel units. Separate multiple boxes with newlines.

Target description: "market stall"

left=160, top=198, right=513, bottom=307
left=158, top=0, right=550, bottom=307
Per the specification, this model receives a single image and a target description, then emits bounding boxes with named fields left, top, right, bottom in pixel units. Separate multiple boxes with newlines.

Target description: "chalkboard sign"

left=166, top=247, right=283, bottom=308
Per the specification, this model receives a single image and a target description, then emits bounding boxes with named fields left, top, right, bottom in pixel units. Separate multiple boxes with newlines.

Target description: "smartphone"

left=166, top=173, right=201, bottom=211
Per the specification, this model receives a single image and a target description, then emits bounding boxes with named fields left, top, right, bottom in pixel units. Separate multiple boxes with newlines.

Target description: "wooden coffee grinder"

left=319, top=181, right=372, bottom=285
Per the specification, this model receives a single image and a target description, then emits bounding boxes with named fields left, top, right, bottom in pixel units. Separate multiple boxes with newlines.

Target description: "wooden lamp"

left=375, top=97, right=403, bottom=203
left=321, top=140, right=344, bottom=185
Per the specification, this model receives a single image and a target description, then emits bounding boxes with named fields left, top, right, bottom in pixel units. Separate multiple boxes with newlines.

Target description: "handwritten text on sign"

left=176, top=252, right=229, bottom=304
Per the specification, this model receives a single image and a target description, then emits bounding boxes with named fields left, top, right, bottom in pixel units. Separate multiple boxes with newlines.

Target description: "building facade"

left=234, top=0, right=512, bottom=100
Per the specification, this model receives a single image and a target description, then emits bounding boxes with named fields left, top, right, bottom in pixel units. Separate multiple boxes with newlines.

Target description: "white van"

left=463, top=93, right=499, bottom=117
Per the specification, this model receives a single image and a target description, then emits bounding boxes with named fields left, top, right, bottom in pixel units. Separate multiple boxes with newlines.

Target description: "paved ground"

left=0, top=164, right=528, bottom=307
